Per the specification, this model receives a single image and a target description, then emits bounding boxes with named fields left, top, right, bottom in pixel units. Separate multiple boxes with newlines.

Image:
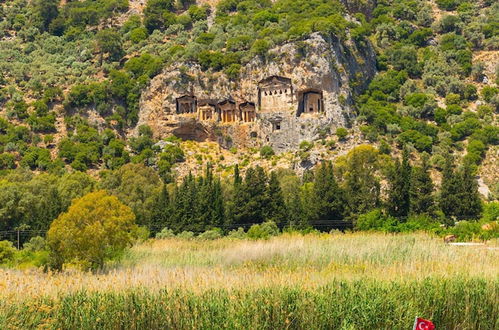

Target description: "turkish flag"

left=413, top=317, right=435, bottom=330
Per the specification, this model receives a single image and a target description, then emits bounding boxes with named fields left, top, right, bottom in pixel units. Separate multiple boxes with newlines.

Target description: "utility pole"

left=17, top=230, right=20, bottom=250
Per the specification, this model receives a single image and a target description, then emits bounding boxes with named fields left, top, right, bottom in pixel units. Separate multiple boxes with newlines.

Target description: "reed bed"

left=1, top=232, right=498, bottom=329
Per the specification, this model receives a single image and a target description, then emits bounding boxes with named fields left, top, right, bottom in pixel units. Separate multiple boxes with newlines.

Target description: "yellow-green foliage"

left=47, top=190, right=139, bottom=270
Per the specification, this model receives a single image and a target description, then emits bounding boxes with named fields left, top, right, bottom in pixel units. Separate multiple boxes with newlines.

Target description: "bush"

left=247, top=221, right=279, bottom=240
left=198, top=228, right=223, bottom=240
left=227, top=227, right=247, bottom=239
left=260, top=145, right=275, bottom=159
left=447, top=221, right=483, bottom=241
left=436, top=0, right=460, bottom=11
left=0, top=240, right=16, bottom=263
left=482, top=202, right=499, bottom=222
left=336, top=127, right=349, bottom=141
left=156, top=227, right=175, bottom=239
left=23, top=236, right=47, bottom=253
left=0, top=153, right=16, bottom=170
left=177, top=231, right=195, bottom=239
left=356, top=209, right=398, bottom=231
left=396, top=215, right=440, bottom=232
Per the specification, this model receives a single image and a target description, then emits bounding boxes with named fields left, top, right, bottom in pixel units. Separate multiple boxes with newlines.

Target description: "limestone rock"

left=134, top=33, right=376, bottom=152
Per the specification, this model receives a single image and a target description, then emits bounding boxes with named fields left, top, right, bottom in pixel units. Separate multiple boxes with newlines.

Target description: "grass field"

left=1, top=233, right=498, bottom=329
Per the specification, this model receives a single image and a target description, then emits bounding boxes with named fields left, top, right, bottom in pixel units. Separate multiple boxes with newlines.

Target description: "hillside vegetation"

left=0, top=1, right=498, bottom=253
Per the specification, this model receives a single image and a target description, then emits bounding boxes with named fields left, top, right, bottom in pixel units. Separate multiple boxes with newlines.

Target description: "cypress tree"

left=439, top=155, right=461, bottom=221
left=196, top=165, right=212, bottom=231
left=456, top=162, right=482, bottom=220
left=387, top=148, right=411, bottom=219
left=150, top=184, right=171, bottom=234
left=312, top=161, right=344, bottom=227
left=233, top=166, right=268, bottom=225
left=264, top=172, right=287, bottom=226
left=409, top=154, right=435, bottom=215
left=211, top=178, right=225, bottom=228
left=344, top=146, right=381, bottom=216
left=234, top=164, right=242, bottom=186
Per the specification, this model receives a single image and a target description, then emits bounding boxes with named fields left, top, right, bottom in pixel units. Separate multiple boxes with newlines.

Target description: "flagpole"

left=413, top=316, right=418, bottom=330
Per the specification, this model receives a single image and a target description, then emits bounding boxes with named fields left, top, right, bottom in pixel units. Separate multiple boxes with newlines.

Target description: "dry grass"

left=1, top=232, right=497, bottom=302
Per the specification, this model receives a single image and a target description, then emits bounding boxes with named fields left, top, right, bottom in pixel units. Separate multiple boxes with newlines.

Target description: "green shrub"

left=129, top=27, right=148, bottom=43
left=299, top=140, right=313, bottom=151
left=481, top=202, right=498, bottom=222
left=0, top=240, right=16, bottom=263
left=336, top=127, right=348, bottom=141
left=247, top=221, right=279, bottom=240
left=156, top=228, right=175, bottom=239
left=23, top=236, right=47, bottom=253
left=356, top=209, right=397, bottom=231
left=0, top=153, right=16, bottom=170
left=227, top=227, right=247, bottom=239
left=260, top=145, right=275, bottom=159
left=448, top=221, right=483, bottom=241
left=396, top=215, right=441, bottom=232
left=198, top=228, right=223, bottom=240
left=436, top=0, right=460, bottom=11
left=481, top=86, right=498, bottom=103
left=177, top=231, right=195, bottom=239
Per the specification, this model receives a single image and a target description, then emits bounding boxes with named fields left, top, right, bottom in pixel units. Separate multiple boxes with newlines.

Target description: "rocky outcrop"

left=135, top=32, right=377, bottom=152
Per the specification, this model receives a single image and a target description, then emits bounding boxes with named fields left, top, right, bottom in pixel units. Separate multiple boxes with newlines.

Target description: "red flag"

left=413, top=317, right=435, bottom=330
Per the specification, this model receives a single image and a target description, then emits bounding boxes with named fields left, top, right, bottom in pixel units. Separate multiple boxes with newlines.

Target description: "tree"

left=100, top=163, right=161, bottom=226
left=387, top=148, right=411, bottom=218
left=338, top=146, right=381, bottom=216
left=409, top=154, right=435, bottom=215
left=57, top=172, right=96, bottom=211
left=95, top=29, right=123, bottom=64
left=312, top=161, right=345, bottom=227
left=32, top=0, right=59, bottom=32
left=456, top=162, right=482, bottom=220
left=150, top=184, right=171, bottom=234
left=439, top=155, right=461, bottom=222
left=233, top=166, right=268, bottom=225
left=264, top=172, right=287, bottom=226
left=47, top=191, right=138, bottom=270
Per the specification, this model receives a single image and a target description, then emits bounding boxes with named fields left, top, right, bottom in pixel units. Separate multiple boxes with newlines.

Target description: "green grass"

left=1, top=278, right=497, bottom=329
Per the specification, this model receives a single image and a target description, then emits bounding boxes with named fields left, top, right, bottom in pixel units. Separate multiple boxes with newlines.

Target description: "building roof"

left=176, top=95, right=197, bottom=101
left=258, top=75, right=292, bottom=87
left=218, top=98, right=236, bottom=106
left=239, top=101, right=255, bottom=109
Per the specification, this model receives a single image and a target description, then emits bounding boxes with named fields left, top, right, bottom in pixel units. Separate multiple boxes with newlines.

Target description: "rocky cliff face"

left=135, top=32, right=377, bottom=152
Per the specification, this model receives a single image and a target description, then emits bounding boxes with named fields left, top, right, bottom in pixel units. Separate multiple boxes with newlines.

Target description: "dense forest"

left=0, top=0, right=498, bottom=243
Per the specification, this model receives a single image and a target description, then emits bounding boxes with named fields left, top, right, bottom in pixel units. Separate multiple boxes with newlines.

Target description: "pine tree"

left=409, top=154, right=435, bottom=215
left=233, top=166, right=268, bottom=225
left=312, top=161, right=345, bottom=227
left=234, top=164, right=242, bottom=186
left=150, top=184, right=171, bottom=234
left=456, top=162, right=482, bottom=220
left=172, top=173, right=198, bottom=232
left=211, top=178, right=225, bottom=228
left=387, top=148, right=411, bottom=219
left=344, top=146, right=380, bottom=216
left=264, top=172, right=287, bottom=226
left=439, top=155, right=461, bottom=221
